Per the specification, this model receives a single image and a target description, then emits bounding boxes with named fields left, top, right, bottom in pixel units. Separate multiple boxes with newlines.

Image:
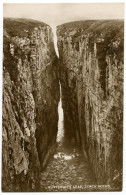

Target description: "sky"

left=3, top=3, right=124, bottom=27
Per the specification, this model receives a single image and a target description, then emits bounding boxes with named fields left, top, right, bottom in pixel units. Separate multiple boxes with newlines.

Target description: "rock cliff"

left=2, top=18, right=124, bottom=192
left=57, top=20, right=123, bottom=190
left=2, top=18, right=60, bottom=191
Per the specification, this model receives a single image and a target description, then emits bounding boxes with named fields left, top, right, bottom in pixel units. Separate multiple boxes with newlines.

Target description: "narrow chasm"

left=2, top=19, right=123, bottom=192
left=40, top=82, right=97, bottom=192
left=40, top=26, right=97, bottom=192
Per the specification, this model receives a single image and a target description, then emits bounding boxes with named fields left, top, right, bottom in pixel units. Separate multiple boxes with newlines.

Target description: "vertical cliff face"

left=2, top=18, right=60, bottom=192
left=57, top=20, right=123, bottom=189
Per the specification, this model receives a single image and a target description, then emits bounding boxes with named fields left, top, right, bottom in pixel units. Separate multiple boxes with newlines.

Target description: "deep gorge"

left=2, top=18, right=123, bottom=192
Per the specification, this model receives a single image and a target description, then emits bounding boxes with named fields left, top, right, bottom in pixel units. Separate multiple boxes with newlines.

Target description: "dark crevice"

left=2, top=19, right=123, bottom=192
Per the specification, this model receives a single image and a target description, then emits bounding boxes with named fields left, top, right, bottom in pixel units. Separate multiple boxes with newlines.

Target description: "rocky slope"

left=2, top=18, right=60, bottom=191
left=57, top=20, right=123, bottom=190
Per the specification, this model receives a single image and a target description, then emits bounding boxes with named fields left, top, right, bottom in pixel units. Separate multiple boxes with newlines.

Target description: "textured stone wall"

left=57, top=20, right=123, bottom=190
left=2, top=18, right=60, bottom=192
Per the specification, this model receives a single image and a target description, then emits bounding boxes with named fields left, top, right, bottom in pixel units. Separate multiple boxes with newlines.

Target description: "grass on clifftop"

left=4, top=18, right=48, bottom=37
left=57, top=20, right=124, bottom=41
left=57, top=20, right=123, bottom=34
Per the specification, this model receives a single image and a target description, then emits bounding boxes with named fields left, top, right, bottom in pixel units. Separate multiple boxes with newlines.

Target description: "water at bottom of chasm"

left=40, top=96, right=97, bottom=192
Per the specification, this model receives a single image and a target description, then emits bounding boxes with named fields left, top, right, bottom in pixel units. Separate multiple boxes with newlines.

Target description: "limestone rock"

left=2, top=18, right=60, bottom=192
left=57, top=20, right=123, bottom=190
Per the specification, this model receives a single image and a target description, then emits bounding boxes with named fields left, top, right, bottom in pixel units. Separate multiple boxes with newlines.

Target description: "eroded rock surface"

left=2, top=18, right=60, bottom=191
left=57, top=20, right=123, bottom=190
left=2, top=18, right=124, bottom=192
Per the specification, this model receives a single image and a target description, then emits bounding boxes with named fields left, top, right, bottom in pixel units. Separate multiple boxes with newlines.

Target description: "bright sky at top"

left=4, top=3, right=124, bottom=27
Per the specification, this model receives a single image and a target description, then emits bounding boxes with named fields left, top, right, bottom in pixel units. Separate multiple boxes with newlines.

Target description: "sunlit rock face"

left=2, top=18, right=60, bottom=192
left=57, top=20, right=123, bottom=189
